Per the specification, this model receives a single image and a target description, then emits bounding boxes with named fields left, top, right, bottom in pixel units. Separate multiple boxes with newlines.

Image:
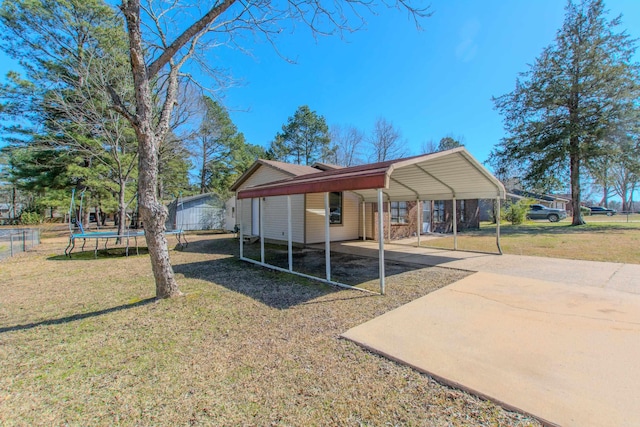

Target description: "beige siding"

left=259, top=194, right=304, bottom=243
left=242, top=166, right=290, bottom=188
left=305, top=191, right=360, bottom=244
left=235, top=165, right=304, bottom=242
left=357, top=200, right=375, bottom=239
left=238, top=198, right=252, bottom=236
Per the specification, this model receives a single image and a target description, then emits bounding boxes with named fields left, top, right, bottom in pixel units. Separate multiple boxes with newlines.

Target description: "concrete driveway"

left=337, top=242, right=640, bottom=426
left=326, top=240, right=640, bottom=294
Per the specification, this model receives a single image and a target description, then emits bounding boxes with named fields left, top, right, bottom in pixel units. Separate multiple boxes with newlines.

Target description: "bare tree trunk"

left=138, top=131, right=181, bottom=298
left=116, top=178, right=127, bottom=243
left=570, top=141, right=585, bottom=226
left=11, top=186, right=17, bottom=220
left=200, top=145, right=207, bottom=194
left=121, top=0, right=182, bottom=298
left=602, top=168, right=609, bottom=207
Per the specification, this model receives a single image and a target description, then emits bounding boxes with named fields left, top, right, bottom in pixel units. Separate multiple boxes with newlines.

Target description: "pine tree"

left=490, top=0, right=640, bottom=225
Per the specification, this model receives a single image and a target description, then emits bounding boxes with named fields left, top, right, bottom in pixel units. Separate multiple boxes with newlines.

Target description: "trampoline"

left=64, top=227, right=187, bottom=258
left=64, top=189, right=187, bottom=258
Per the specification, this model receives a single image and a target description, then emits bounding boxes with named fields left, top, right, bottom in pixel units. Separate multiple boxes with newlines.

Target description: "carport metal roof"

left=237, top=147, right=505, bottom=201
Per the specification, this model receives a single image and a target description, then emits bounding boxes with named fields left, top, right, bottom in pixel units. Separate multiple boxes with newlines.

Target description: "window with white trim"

left=329, top=192, right=342, bottom=224
left=433, top=200, right=445, bottom=223
left=390, top=201, right=408, bottom=224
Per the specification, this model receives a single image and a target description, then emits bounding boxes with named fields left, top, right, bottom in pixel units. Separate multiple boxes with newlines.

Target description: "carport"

left=236, top=147, right=506, bottom=294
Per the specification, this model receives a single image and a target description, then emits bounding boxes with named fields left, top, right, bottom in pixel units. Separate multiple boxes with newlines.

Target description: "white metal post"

left=496, top=197, right=503, bottom=255
left=362, top=201, right=366, bottom=241
left=387, top=201, right=391, bottom=242
left=259, top=197, right=265, bottom=264
left=452, top=197, right=458, bottom=250
left=287, top=195, right=293, bottom=271
left=416, top=199, right=421, bottom=247
left=324, top=192, right=331, bottom=282
left=378, top=189, right=385, bottom=295
left=239, top=198, right=244, bottom=259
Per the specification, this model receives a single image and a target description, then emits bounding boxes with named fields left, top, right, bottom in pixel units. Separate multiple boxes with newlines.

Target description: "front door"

left=251, top=198, right=260, bottom=236
left=422, top=201, right=431, bottom=233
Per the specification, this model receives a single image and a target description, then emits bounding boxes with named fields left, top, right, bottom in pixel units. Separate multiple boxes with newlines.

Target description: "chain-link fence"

left=0, top=228, right=41, bottom=260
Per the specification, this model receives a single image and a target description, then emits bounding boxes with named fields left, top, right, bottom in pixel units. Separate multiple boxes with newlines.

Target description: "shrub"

left=580, top=205, right=591, bottom=216
left=20, top=212, right=43, bottom=225
left=501, top=199, right=533, bottom=225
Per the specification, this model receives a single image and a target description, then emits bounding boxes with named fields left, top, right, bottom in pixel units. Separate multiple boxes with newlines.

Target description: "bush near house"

left=501, top=199, right=534, bottom=225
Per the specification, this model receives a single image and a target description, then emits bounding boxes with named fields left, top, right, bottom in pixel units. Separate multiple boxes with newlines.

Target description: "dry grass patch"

left=425, top=220, right=640, bottom=264
left=0, top=234, right=539, bottom=426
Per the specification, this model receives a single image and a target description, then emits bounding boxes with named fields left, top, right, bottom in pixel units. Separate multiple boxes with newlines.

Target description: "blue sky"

left=211, top=0, right=640, bottom=165
left=1, top=0, right=639, bottom=168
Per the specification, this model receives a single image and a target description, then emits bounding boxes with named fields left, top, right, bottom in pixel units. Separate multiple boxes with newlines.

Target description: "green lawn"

left=0, top=234, right=539, bottom=426
left=425, top=216, right=640, bottom=264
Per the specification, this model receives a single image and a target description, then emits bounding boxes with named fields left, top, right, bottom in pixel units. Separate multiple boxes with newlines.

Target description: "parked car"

left=587, top=206, right=616, bottom=216
left=527, top=204, right=567, bottom=222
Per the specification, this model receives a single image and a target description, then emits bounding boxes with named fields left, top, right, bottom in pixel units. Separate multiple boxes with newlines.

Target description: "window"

left=329, top=192, right=342, bottom=224
left=433, top=200, right=445, bottom=223
left=391, top=201, right=408, bottom=224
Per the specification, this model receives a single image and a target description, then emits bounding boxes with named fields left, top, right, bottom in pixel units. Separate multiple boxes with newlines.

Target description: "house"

left=166, top=193, right=225, bottom=231
left=231, top=148, right=505, bottom=294
left=232, top=148, right=505, bottom=291
left=230, top=152, right=490, bottom=246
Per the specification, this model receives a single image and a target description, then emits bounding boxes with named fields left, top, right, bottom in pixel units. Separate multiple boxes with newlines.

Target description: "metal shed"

left=166, top=193, right=225, bottom=231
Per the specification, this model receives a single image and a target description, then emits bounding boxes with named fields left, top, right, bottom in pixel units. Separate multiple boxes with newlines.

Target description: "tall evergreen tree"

left=269, top=105, right=332, bottom=165
left=0, top=0, right=138, bottom=235
left=191, top=97, right=241, bottom=193
left=437, top=136, right=464, bottom=151
left=490, top=0, right=640, bottom=225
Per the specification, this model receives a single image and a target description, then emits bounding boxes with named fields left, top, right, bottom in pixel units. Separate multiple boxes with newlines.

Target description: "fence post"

left=10, top=234, right=14, bottom=257
left=23, top=230, right=27, bottom=252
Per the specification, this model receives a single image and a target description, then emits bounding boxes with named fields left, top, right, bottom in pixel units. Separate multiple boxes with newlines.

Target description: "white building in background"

left=166, top=193, right=226, bottom=231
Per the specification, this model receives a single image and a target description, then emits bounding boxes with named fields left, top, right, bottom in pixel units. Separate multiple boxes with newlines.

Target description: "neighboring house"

left=0, top=202, right=24, bottom=221
left=508, top=189, right=570, bottom=210
left=480, top=189, right=571, bottom=221
left=230, top=156, right=484, bottom=245
left=166, top=193, right=225, bottom=231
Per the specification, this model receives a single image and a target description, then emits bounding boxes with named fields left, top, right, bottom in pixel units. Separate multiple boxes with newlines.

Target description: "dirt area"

left=241, top=242, right=430, bottom=291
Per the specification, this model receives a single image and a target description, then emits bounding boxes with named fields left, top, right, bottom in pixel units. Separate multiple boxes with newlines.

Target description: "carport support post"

left=452, top=197, right=458, bottom=250
left=496, top=197, right=503, bottom=255
left=260, top=197, right=265, bottom=264
left=378, top=189, right=385, bottom=295
left=416, top=199, right=421, bottom=247
left=287, top=195, right=293, bottom=271
left=324, top=192, right=331, bottom=282
left=387, top=201, right=391, bottom=242
left=362, top=200, right=366, bottom=241
left=239, top=198, right=244, bottom=259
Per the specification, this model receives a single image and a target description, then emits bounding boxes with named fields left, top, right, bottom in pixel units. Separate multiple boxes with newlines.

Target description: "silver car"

left=527, top=204, right=567, bottom=222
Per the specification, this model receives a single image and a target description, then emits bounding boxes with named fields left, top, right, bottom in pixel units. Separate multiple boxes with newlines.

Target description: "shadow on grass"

left=174, top=236, right=440, bottom=308
left=0, top=298, right=156, bottom=334
left=174, top=256, right=348, bottom=309
left=48, top=247, right=151, bottom=261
